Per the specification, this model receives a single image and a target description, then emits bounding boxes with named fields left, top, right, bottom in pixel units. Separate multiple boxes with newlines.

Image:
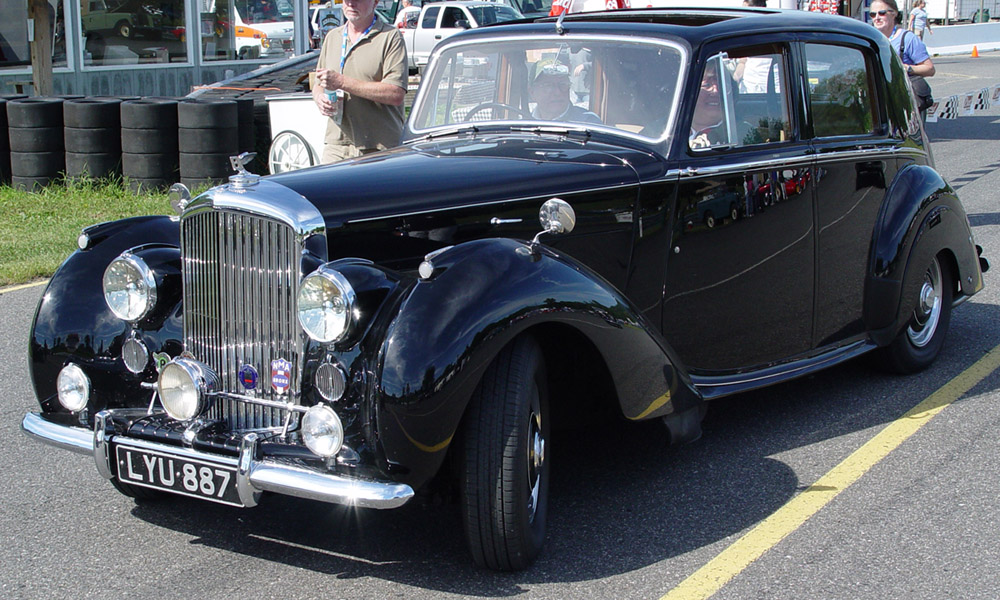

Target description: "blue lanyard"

left=341, top=15, right=377, bottom=72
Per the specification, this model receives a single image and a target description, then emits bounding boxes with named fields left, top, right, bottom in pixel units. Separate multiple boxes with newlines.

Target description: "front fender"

left=29, top=216, right=182, bottom=422
left=374, top=237, right=698, bottom=486
left=865, top=164, right=983, bottom=342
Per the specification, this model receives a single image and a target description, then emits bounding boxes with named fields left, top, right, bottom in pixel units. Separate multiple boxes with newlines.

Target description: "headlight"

left=302, top=405, right=344, bottom=458
left=297, top=268, right=356, bottom=343
left=157, top=358, right=217, bottom=421
left=103, top=252, right=157, bottom=322
left=57, top=363, right=90, bottom=412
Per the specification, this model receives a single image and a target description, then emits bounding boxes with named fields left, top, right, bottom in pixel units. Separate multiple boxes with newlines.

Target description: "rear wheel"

left=878, top=254, right=953, bottom=373
left=460, top=336, right=549, bottom=571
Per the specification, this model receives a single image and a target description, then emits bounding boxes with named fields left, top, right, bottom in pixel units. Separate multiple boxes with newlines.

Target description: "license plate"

left=115, top=445, right=242, bottom=507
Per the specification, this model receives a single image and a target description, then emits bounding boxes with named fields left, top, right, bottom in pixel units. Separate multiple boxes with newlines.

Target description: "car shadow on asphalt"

left=127, top=301, right=1000, bottom=595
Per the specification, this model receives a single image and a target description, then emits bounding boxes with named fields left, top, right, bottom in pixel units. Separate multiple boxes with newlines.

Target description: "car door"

left=412, top=5, right=441, bottom=66
left=662, top=40, right=816, bottom=374
left=798, top=36, right=902, bottom=348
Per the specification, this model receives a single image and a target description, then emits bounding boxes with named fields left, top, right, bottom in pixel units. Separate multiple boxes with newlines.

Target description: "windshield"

left=409, top=36, right=685, bottom=142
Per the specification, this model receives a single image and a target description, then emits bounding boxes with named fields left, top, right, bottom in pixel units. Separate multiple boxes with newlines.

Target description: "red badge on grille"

left=271, top=358, right=291, bottom=394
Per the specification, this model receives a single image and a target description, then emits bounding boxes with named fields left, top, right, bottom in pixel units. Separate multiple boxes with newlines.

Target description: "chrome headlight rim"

left=103, top=251, right=158, bottom=323
left=157, top=358, right=216, bottom=421
left=56, top=363, right=91, bottom=412
left=297, top=267, right=357, bottom=344
left=302, top=404, right=344, bottom=458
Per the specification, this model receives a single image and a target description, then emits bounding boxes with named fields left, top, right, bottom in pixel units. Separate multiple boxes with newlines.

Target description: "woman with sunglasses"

left=870, top=0, right=935, bottom=120
left=869, top=0, right=935, bottom=80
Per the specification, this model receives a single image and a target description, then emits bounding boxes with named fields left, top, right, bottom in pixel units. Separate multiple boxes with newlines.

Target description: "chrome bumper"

left=21, top=410, right=414, bottom=510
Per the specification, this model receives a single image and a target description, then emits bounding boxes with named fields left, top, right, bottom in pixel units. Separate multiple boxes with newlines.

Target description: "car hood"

left=268, top=134, right=656, bottom=226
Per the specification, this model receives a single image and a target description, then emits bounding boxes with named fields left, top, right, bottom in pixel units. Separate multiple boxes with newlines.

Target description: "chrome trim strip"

left=22, top=410, right=415, bottom=510
left=22, top=411, right=91, bottom=455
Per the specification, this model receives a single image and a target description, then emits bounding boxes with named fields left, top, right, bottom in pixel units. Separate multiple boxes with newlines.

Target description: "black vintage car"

left=22, top=8, right=988, bottom=571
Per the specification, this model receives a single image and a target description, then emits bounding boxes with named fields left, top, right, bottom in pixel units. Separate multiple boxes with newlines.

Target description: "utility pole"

left=28, top=0, right=54, bottom=96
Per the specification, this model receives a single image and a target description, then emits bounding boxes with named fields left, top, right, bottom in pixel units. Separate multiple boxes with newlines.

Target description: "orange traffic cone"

left=971, top=46, right=980, bottom=58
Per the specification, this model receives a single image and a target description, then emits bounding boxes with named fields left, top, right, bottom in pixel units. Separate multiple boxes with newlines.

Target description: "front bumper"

left=22, top=410, right=413, bottom=510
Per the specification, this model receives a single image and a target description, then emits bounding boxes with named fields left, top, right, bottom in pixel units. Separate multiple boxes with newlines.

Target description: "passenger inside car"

left=529, top=59, right=603, bottom=124
left=689, top=61, right=730, bottom=149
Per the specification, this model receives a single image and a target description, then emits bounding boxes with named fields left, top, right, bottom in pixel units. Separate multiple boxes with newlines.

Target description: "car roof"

left=469, top=8, right=884, bottom=48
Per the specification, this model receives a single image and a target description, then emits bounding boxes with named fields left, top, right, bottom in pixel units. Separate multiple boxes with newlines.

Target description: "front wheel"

left=877, top=254, right=953, bottom=373
left=460, top=336, right=549, bottom=571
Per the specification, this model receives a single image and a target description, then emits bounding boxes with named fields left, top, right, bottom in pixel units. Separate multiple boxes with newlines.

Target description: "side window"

left=421, top=7, right=440, bottom=29
left=441, top=7, right=465, bottom=28
left=690, top=46, right=792, bottom=152
left=804, top=44, right=877, bottom=137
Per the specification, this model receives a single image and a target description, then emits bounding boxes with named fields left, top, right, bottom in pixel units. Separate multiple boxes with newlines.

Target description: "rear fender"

left=865, top=165, right=982, bottom=344
left=373, top=237, right=699, bottom=484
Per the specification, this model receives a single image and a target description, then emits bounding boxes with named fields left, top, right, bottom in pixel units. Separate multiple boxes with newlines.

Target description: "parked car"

left=232, top=0, right=295, bottom=59
left=401, top=0, right=523, bottom=70
left=81, top=0, right=160, bottom=39
left=22, top=7, right=988, bottom=572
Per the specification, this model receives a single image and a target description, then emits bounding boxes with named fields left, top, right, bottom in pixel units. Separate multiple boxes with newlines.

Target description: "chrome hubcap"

left=907, top=258, right=943, bottom=348
left=526, top=387, right=545, bottom=523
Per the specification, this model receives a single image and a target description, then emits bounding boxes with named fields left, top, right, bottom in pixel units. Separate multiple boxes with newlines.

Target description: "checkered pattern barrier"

left=926, top=84, right=1000, bottom=122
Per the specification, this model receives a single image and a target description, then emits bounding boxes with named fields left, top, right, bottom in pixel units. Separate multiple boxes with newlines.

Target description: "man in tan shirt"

left=313, top=0, right=408, bottom=163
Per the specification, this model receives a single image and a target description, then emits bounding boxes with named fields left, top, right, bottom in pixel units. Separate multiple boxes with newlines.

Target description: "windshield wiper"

left=510, top=125, right=592, bottom=139
left=413, top=125, right=480, bottom=142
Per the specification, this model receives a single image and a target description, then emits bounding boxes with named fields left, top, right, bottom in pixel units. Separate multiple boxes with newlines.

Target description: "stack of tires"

left=178, top=98, right=238, bottom=189
left=6, top=98, right=67, bottom=190
left=0, top=96, right=26, bottom=185
left=64, top=97, right=124, bottom=180
left=121, top=98, right=179, bottom=192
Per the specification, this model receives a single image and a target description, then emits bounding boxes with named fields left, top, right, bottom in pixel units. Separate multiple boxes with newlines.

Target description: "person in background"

left=871, top=0, right=934, bottom=120
left=733, top=0, right=772, bottom=94
left=870, top=0, right=934, bottom=79
left=908, top=0, right=932, bottom=40
left=395, top=0, right=420, bottom=29
left=313, top=0, right=408, bottom=163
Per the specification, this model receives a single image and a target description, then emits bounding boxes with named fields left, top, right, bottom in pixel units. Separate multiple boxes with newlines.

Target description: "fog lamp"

left=57, top=363, right=90, bottom=412
left=302, top=405, right=344, bottom=458
left=157, top=358, right=217, bottom=421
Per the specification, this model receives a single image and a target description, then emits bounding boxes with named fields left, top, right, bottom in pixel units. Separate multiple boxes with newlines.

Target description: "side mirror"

left=539, top=198, right=575, bottom=235
left=456, top=19, right=471, bottom=29
left=521, top=198, right=575, bottom=257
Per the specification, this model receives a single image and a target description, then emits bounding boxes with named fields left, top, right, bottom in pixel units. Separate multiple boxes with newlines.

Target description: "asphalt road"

left=2, top=53, right=999, bottom=600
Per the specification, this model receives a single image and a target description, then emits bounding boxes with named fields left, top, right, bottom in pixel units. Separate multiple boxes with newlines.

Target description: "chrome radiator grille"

left=180, top=209, right=302, bottom=430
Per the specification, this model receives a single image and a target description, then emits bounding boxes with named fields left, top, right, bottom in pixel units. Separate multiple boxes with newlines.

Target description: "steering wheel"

left=463, top=102, right=528, bottom=121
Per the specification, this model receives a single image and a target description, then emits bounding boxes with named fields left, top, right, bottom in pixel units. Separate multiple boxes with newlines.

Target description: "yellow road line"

left=0, top=280, right=48, bottom=294
left=661, top=344, right=1000, bottom=600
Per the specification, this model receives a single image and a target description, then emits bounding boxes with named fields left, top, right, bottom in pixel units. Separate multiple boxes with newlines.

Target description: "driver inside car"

left=529, top=59, right=602, bottom=124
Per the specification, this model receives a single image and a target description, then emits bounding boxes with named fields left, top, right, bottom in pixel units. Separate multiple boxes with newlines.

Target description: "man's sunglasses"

left=869, top=9, right=892, bottom=16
